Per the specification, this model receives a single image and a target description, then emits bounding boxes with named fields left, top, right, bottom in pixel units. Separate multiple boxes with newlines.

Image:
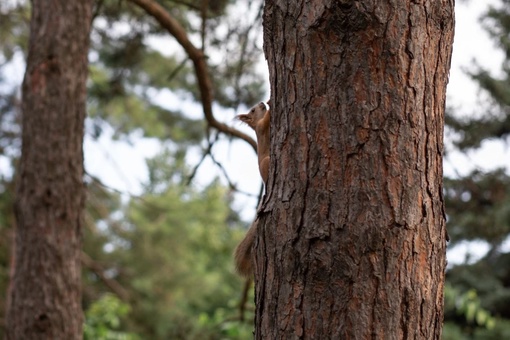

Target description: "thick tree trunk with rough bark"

left=5, top=0, right=93, bottom=339
left=256, top=1, right=454, bottom=339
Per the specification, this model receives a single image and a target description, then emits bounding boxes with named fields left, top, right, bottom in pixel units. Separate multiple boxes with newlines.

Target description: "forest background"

left=1, top=0, right=510, bottom=339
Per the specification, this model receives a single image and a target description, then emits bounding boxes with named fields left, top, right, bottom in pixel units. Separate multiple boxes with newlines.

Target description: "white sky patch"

left=447, top=0, right=504, bottom=112
left=447, top=240, right=491, bottom=268
left=84, top=124, right=161, bottom=196
left=0, top=155, right=12, bottom=179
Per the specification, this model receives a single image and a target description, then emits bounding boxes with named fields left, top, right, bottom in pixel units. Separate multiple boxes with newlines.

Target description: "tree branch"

left=200, top=0, right=208, bottom=51
left=128, top=0, right=257, bottom=151
left=81, top=252, right=130, bottom=301
left=185, top=134, right=260, bottom=198
left=238, top=278, right=252, bottom=322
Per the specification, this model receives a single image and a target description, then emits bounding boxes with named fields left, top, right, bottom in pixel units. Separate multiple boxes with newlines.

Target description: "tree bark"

left=5, top=0, right=93, bottom=339
left=256, top=1, right=453, bottom=339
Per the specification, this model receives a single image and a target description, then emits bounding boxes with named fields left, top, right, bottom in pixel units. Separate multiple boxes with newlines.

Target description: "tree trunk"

left=5, top=0, right=93, bottom=339
left=256, top=1, right=454, bottom=339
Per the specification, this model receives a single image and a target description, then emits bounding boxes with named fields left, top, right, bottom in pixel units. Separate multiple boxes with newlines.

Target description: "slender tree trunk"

left=5, top=0, right=93, bottom=339
left=256, top=1, right=454, bottom=339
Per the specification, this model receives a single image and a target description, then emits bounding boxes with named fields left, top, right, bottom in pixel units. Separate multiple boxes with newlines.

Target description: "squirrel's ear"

left=236, top=113, right=249, bottom=123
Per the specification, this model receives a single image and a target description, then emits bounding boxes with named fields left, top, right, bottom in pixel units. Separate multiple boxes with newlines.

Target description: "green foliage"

left=442, top=284, right=510, bottom=340
left=446, top=254, right=510, bottom=320
left=87, top=39, right=206, bottom=141
left=471, top=319, right=510, bottom=340
left=444, top=319, right=510, bottom=340
left=443, top=323, right=469, bottom=340
left=80, top=150, right=255, bottom=339
left=84, top=294, right=139, bottom=340
left=88, top=63, right=205, bottom=142
left=0, top=15, right=22, bottom=157
left=120, top=178, right=245, bottom=336
left=444, top=284, right=496, bottom=330
left=195, top=305, right=255, bottom=339
left=0, top=2, right=29, bottom=62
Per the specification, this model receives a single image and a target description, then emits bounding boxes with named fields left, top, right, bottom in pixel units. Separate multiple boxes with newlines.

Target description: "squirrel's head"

left=236, top=102, right=268, bottom=130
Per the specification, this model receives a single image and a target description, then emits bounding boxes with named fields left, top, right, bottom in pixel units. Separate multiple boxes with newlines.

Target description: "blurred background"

left=1, top=0, right=510, bottom=339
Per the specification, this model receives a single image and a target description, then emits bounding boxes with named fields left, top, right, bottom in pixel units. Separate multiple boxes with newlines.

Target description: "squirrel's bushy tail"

left=234, top=219, right=258, bottom=277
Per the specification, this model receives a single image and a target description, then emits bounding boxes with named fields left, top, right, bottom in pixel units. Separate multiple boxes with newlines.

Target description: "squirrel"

left=236, top=101, right=270, bottom=184
left=234, top=101, right=270, bottom=277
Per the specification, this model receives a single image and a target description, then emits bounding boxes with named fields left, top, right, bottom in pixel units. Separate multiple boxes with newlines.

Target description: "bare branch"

left=166, top=58, right=188, bottom=82
left=208, top=145, right=259, bottom=198
left=185, top=134, right=260, bottom=198
left=81, top=252, right=130, bottom=301
left=200, top=0, right=208, bottom=51
left=127, top=0, right=257, bottom=151
left=186, top=133, right=219, bottom=185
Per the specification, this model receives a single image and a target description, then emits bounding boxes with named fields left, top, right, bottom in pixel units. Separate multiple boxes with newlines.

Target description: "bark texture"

left=5, top=0, right=93, bottom=339
left=256, top=1, right=454, bottom=339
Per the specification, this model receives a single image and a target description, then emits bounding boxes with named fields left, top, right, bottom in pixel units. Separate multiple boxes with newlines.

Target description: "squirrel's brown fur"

left=234, top=101, right=270, bottom=277
left=233, top=218, right=259, bottom=277
left=236, top=102, right=270, bottom=183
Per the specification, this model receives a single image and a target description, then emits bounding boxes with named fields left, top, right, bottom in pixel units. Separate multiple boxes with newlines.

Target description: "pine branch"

left=127, top=0, right=257, bottom=151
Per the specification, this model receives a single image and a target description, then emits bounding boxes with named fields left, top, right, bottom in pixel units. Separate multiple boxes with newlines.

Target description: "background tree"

left=4, top=0, right=94, bottom=338
left=256, top=1, right=453, bottom=338
left=443, top=0, right=510, bottom=338
left=82, top=153, right=254, bottom=338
